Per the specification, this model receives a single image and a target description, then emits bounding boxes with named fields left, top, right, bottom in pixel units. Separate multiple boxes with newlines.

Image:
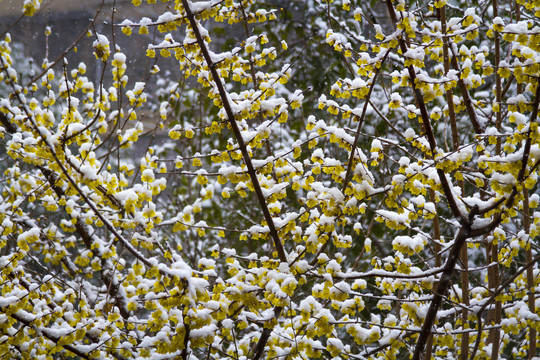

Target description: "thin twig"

left=342, top=49, right=390, bottom=194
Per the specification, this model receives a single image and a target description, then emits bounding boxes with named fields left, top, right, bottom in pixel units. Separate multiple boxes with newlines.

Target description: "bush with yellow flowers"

left=0, top=0, right=539, bottom=359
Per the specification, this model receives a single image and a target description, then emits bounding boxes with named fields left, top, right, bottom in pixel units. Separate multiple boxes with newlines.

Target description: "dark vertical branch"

left=469, top=251, right=540, bottom=360
left=523, top=189, right=537, bottom=359
left=514, top=3, right=535, bottom=356
left=180, top=0, right=286, bottom=264
left=468, top=77, right=540, bottom=360
left=440, top=6, right=470, bottom=358
left=489, top=0, right=503, bottom=355
left=412, top=222, right=472, bottom=360
left=251, top=307, right=283, bottom=360
left=425, top=188, right=442, bottom=360
left=179, top=2, right=288, bottom=359
left=181, top=324, right=191, bottom=360
left=381, top=3, right=473, bottom=356
left=383, top=0, right=466, bottom=224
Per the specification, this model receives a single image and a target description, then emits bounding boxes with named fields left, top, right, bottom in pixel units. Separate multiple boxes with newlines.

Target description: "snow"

left=404, top=128, right=415, bottom=139
left=0, top=296, right=21, bottom=308
left=113, top=52, right=126, bottom=64
left=92, top=34, right=109, bottom=48
left=392, top=235, right=426, bottom=252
